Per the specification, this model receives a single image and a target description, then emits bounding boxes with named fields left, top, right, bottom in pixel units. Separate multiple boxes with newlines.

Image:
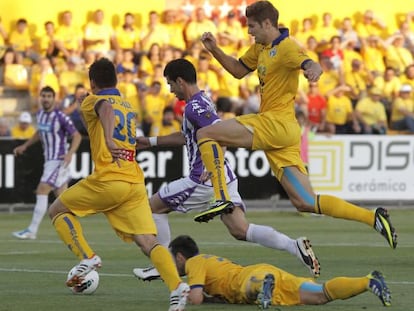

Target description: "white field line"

left=0, top=267, right=412, bottom=285
left=0, top=239, right=413, bottom=248
left=0, top=267, right=131, bottom=277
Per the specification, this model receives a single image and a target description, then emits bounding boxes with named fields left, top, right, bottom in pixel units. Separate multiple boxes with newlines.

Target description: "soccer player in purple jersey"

left=12, top=86, right=82, bottom=240
left=133, top=58, right=320, bottom=281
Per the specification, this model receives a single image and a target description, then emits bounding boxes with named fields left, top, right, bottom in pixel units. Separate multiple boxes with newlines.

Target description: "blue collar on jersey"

left=271, top=27, right=289, bottom=47
left=96, top=88, right=121, bottom=96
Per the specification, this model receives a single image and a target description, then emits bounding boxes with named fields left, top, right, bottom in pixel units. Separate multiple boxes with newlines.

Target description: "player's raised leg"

left=281, top=167, right=397, bottom=249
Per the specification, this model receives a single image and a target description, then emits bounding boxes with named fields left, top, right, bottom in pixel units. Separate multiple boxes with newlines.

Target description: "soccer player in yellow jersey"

left=170, top=235, right=391, bottom=308
left=194, top=1, right=397, bottom=249
left=47, top=58, right=189, bottom=311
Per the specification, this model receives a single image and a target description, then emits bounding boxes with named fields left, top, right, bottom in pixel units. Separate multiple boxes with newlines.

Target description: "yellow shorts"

left=236, top=112, right=307, bottom=180
left=240, top=264, right=313, bottom=306
left=60, top=176, right=156, bottom=242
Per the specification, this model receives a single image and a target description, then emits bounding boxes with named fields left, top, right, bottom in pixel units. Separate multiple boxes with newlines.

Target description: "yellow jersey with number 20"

left=81, top=88, right=143, bottom=183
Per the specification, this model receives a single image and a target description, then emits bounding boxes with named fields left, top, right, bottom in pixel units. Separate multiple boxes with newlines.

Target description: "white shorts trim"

left=40, top=160, right=70, bottom=189
left=158, top=176, right=245, bottom=213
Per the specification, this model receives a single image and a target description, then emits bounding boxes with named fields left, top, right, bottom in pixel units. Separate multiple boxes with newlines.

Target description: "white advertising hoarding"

left=309, top=135, right=414, bottom=200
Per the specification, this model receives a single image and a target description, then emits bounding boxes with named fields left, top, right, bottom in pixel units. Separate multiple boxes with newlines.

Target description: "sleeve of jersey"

left=186, top=256, right=207, bottom=289
left=239, top=44, right=260, bottom=71
left=185, top=101, right=220, bottom=128
left=80, top=95, right=97, bottom=126
left=58, top=110, right=77, bottom=135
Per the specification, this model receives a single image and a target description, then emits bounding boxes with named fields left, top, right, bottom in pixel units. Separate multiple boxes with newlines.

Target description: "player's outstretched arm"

left=201, top=32, right=249, bottom=79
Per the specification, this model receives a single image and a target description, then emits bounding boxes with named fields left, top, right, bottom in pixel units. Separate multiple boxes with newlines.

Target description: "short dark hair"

left=40, top=86, right=56, bottom=97
left=246, top=1, right=279, bottom=26
left=169, top=235, right=199, bottom=259
left=89, top=58, right=117, bottom=88
left=163, top=106, right=174, bottom=114
left=163, top=58, right=197, bottom=84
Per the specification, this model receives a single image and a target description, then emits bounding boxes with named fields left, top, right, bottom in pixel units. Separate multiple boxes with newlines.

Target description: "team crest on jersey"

left=258, top=65, right=266, bottom=77
left=269, top=47, right=277, bottom=57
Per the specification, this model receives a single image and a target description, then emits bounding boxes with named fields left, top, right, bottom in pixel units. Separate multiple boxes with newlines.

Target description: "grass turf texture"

left=1, top=208, right=413, bottom=311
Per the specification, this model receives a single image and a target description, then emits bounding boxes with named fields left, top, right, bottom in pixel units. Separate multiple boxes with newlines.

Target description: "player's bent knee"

left=134, top=234, right=158, bottom=256
left=48, top=199, right=66, bottom=219
left=230, top=231, right=246, bottom=241
left=226, top=225, right=247, bottom=240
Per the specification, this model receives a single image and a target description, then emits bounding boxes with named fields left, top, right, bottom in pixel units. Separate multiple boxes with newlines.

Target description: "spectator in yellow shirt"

left=83, top=9, right=114, bottom=59
left=54, top=10, right=83, bottom=60
left=58, top=58, right=88, bottom=98
left=217, top=11, right=244, bottom=50
left=185, top=7, right=217, bottom=48
left=325, top=84, right=360, bottom=134
left=390, top=84, right=414, bottom=132
left=356, top=10, right=387, bottom=40
left=196, top=52, right=220, bottom=101
left=8, top=18, right=34, bottom=59
left=318, top=56, right=342, bottom=97
left=384, top=33, right=414, bottom=76
left=162, top=9, right=187, bottom=51
left=3, top=48, right=29, bottom=89
left=11, top=111, right=36, bottom=139
left=37, top=21, right=58, bottom=58
left=113, top=12, right=140, bottom=52
left=140, top=11, right=170, bottom=52
left=293, top=17, right=317, bottom=47
left=354, top=87, right=388, bottom=134
left=29, top=57, right=60, bottom=103
left=156, top=106, right=181, bottom=136
left=314, top=12, right=339, bottom=44
left=341, top=38, right=364, bottom=74
left=373, top=67, right=402, bottom=119
left=344, top=59, right=374, bottom=106
left=360, top=35, right=386, bottom=76
left=141, top=81, right=169, bottom=136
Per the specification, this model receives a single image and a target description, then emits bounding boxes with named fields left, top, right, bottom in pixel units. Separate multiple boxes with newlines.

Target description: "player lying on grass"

left=167, top=235, right=391, bottom=308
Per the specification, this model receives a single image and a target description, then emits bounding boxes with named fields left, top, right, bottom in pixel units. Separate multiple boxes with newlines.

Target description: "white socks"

left=246, top=223, right=297, bottom=256
left=152, top=213, right=171, bottom=248
left=27, top=194, right=48, bottom=234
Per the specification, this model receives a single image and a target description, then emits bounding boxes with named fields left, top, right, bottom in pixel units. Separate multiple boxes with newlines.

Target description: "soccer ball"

left=67, top=269, right=100, bottom=295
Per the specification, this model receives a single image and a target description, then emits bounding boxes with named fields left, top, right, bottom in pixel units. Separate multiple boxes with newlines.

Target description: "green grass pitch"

left=1, top=208, right=413, bottom=311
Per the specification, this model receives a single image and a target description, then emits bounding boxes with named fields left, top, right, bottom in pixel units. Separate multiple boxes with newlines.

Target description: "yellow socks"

left=315, top=195, right=374, bottom=226
left=324, top=276, right=368, bottom=300
left=198, top=137, right=230, bottom=201
left=150, top=245, right=181, bottom=291
left=52, top=213, right=94, bottom=260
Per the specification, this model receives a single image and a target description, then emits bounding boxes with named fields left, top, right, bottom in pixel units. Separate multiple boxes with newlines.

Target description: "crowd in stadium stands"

left=1, top=8, right=414, bottom=138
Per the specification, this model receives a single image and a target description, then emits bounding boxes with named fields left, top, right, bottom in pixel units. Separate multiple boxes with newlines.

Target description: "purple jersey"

left=36, top=108, right=77, bottom=161
left=182, top=91, right=236, bottom=184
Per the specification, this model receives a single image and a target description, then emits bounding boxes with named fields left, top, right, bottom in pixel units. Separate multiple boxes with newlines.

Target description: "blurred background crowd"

left=1, top=1, right=414, bottom=140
